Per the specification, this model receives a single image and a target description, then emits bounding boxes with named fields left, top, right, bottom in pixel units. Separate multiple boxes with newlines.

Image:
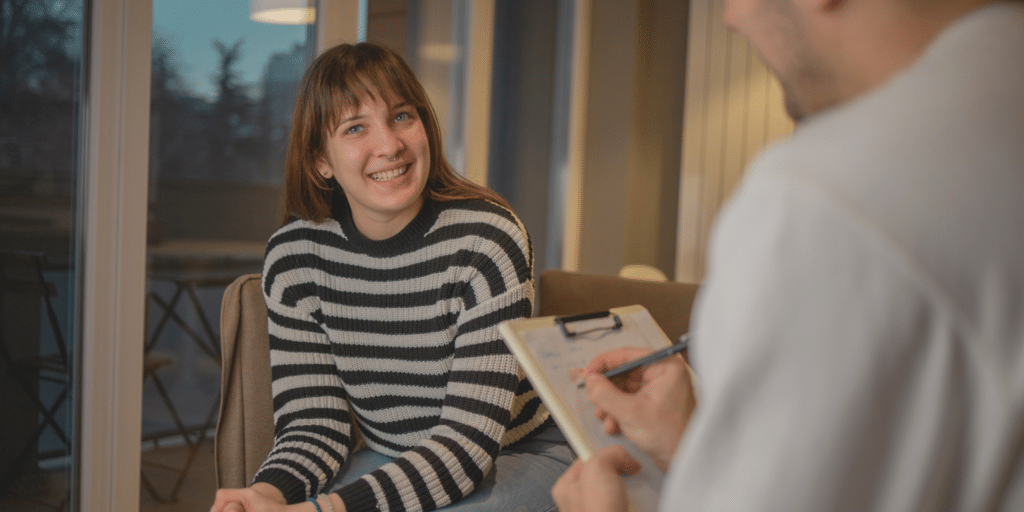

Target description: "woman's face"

left=318, top=90, right=430, bottom=240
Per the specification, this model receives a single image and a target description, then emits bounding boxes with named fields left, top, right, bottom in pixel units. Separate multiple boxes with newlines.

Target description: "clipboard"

left=499, top=305, right=674, bottom=512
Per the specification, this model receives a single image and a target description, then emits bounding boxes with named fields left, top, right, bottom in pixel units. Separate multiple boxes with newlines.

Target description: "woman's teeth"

left=370, top=165, right=408, bottom=182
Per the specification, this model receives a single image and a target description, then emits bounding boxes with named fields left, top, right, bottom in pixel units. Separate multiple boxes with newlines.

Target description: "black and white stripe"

left=252, top=197, right=551, bottom=511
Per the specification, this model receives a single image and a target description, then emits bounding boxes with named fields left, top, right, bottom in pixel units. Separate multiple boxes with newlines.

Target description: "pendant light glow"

left=250, top=0, right=316, bottom=25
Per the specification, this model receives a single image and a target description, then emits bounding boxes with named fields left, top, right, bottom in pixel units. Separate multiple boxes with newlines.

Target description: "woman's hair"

left=282, top=41, right=510, bottom=224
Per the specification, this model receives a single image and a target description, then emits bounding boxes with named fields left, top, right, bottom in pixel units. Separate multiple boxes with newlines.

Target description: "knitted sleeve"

left=333, top=207, right=535, bottom=512
left=251, top=223, right=356, bottom=502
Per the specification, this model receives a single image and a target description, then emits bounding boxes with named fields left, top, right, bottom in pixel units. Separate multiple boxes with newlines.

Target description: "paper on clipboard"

left=499, top=305, right=675, bottom=512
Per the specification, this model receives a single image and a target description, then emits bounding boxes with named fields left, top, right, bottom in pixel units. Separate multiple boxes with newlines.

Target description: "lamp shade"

left=250, top=0, right=316, bottom=25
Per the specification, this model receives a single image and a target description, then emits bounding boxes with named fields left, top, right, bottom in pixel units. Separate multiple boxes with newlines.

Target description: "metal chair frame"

left=0, top=251, right=71, bottom=503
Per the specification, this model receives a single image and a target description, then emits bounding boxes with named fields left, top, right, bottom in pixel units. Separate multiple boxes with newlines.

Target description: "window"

left=141, top=1, right=315, bottom=507
left=0, top=0, right=85, bottom=509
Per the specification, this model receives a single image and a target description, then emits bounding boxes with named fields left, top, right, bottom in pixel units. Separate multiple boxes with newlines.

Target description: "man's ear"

left=798, top=0, right=843, bottom=13
left=820, top=0, right=843, bottom=12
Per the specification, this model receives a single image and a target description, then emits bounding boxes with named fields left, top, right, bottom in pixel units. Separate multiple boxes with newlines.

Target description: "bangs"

left=320, top=65, right=425, bottom=135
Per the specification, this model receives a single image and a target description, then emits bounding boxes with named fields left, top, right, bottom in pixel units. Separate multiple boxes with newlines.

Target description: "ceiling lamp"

left=250, top=0, right=316, bottom=25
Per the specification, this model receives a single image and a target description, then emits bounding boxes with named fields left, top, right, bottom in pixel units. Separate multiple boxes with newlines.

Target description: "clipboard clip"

left=555, top=311, right=623, bottom=338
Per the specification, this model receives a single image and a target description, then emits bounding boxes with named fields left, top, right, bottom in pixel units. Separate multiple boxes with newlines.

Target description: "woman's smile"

left=317, top=90, right=431, bottom=240
left=369, top=164, right=409, bottom=182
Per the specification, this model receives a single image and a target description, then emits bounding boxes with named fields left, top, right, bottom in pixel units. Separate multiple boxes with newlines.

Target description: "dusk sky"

left=153, top=0, right=312, bottom=100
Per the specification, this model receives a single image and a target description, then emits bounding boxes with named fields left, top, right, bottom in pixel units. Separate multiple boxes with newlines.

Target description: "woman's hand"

left=210, top=483, right=288, bottom=512
left=210, top=484, right=346, bottom=512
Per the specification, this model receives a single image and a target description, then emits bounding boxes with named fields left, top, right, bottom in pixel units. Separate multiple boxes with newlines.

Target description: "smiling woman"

left=280, top=42, right=511, bottom=227
left=317, top=92, right=431, bottom=240
left=209, top=42, right=572, bottom=512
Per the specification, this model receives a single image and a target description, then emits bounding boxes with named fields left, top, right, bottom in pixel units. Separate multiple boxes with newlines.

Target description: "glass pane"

left=0, top=0, right=85, bottom=510
left=143, top=1, right=314, bottom=508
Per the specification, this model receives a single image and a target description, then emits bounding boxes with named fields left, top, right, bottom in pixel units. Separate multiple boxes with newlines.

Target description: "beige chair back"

left=215, top=273, right=275, bottom=489
left=537, top=269, right=700, bottom=344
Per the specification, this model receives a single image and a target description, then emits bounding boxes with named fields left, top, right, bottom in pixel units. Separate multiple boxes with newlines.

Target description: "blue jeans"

left=325, top=426, right=573, bottom=511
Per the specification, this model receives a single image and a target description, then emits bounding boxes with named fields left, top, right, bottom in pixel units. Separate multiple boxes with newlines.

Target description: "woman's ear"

left=317, top=159, right=334, bottom=180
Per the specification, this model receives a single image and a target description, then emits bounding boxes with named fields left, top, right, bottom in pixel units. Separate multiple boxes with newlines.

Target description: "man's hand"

left=582, top=346, right=696, bottom=470
left=552, top=445, right=639, bottom=512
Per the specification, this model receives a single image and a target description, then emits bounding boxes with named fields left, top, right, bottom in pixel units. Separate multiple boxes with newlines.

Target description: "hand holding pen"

left=577, top=334, right=697, bottom=470
left=578, top=334, right=690, bottom=389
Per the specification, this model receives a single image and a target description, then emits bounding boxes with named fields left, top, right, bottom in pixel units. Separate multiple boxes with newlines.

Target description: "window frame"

left=79, top=0, right=152, bottom=508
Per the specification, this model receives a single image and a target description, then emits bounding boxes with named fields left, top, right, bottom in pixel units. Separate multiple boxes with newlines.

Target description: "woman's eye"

left=394, top=112, right=410, bottom=122
left=345, top=125, right=363, bottom=135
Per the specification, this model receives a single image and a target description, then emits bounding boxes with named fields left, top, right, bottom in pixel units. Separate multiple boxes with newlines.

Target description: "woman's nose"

left=376, top=127, right=405, bottom=160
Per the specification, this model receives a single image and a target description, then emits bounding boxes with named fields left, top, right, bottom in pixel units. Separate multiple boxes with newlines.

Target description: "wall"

left=488, top=0, right=566, bottom=276
left=623, top=0, right=689, bottom=278
left=674, top=0, right=793, bottom=282
left=565, top=0, right=793, bottom=282
left=569, top=0, right=689, bottom=278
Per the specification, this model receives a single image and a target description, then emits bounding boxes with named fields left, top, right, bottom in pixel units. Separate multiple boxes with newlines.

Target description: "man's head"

left=724, top=0, right=1002, bottom=122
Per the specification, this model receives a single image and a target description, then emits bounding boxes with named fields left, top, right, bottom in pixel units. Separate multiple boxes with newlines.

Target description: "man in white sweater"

left=554, top=1, right=1024, bottom=510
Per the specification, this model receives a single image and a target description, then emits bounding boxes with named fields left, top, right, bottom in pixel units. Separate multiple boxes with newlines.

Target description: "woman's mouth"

left=369, top=165, right=409, bottom=182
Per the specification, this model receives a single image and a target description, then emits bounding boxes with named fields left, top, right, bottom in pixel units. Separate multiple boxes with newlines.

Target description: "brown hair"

left=282, top=41, right=510, bottom=224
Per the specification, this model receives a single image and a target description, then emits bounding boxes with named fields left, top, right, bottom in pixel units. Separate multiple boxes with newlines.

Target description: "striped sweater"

left=253, top=195, right=551, bottom=511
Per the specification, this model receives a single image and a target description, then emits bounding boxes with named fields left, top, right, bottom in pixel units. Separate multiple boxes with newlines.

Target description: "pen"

left=577, top=333, right=690, bottom=388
